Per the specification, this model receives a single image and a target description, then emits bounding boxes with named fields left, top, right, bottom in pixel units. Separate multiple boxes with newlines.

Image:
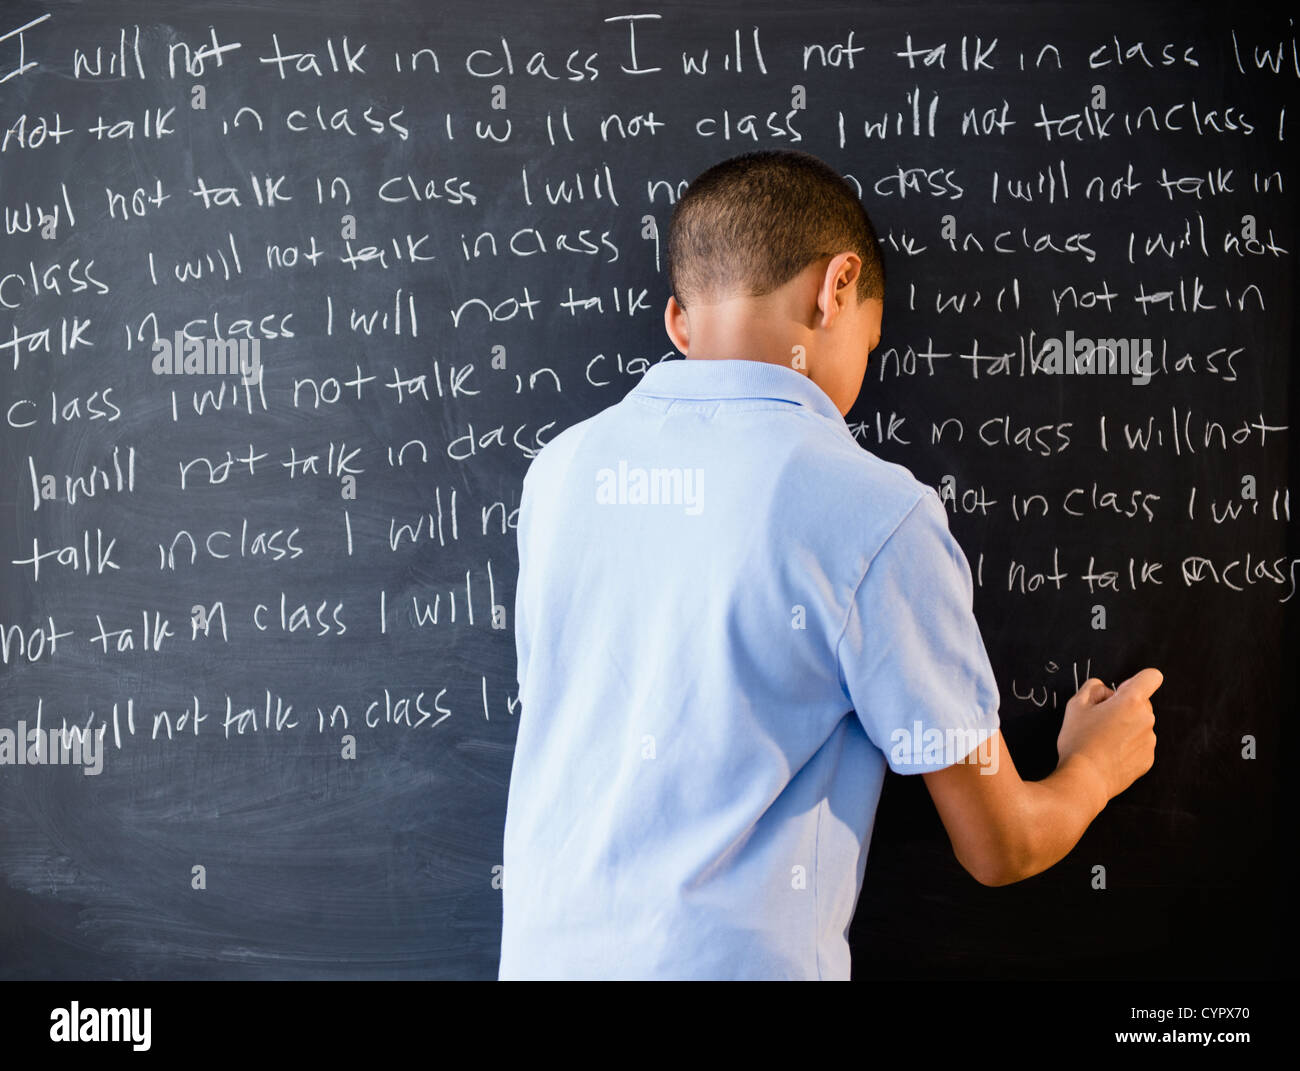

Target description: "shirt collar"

left=628, top=358, right=846, bottom=424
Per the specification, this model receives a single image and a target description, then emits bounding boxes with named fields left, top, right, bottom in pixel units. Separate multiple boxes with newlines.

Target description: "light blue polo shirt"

left=499, top=357, right=1001, bottom=980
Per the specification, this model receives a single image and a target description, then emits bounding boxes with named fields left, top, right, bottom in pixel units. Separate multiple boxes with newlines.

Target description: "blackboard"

left=0, top=0, right=1295, bottom=980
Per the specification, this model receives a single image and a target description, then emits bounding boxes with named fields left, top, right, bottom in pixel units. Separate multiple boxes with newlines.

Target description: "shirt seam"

left=625, top=393, right=858, bottom=452
left=626, top=370, right=845, bottom=423
left=832, top=490, right=931, bottom=676
left=814, top=795, right=825, bottom=981
left=625, top=391, right=805, bottom=412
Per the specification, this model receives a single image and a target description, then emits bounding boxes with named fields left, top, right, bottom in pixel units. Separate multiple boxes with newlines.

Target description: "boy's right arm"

left=921, top=668, right=1162, bottom=887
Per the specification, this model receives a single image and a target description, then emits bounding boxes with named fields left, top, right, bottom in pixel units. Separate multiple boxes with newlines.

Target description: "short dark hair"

left=666, top=149, right=885, bottom=309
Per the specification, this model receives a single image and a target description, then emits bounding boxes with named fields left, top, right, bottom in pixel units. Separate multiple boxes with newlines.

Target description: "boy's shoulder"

left=811, top=419, right=926, bottom=498
left=782, top=412, right=935, bottom=537
left=522, top=406, right=602, bottom=489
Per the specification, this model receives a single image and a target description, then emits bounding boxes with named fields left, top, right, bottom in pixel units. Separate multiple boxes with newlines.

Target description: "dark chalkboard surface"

left=0, top=0, right=1295, bottom=979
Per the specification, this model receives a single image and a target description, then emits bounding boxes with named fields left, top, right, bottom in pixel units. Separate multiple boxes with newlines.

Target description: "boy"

left=498, top=149, right=1160, bottom=981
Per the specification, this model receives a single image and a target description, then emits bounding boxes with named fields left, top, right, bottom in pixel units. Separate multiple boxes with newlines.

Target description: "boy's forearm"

left=1004, top=754, right=1110, bottom=884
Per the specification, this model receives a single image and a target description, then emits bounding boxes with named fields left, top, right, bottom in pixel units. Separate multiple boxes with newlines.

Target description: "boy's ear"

left=664, top=294, right=690, bottom=355
left=818, top=252, right=861, bottom=325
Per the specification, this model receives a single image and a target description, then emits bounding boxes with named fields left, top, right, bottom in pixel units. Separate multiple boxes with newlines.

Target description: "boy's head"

left=663, top=149, right=887, bottom=415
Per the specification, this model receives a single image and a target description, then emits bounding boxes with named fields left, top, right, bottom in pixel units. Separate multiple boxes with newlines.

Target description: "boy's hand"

left=1056, top=668, right=1162, bottom=806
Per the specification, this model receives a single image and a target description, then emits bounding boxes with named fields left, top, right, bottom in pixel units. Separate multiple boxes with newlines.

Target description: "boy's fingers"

left=1074, top=678, right=1114, bottom=707
left=1117, top=667, right=1164, bottom=699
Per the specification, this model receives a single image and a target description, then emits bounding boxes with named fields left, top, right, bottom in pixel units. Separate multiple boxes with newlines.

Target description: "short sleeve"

left=837, top=489, right=1001, bottom=774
